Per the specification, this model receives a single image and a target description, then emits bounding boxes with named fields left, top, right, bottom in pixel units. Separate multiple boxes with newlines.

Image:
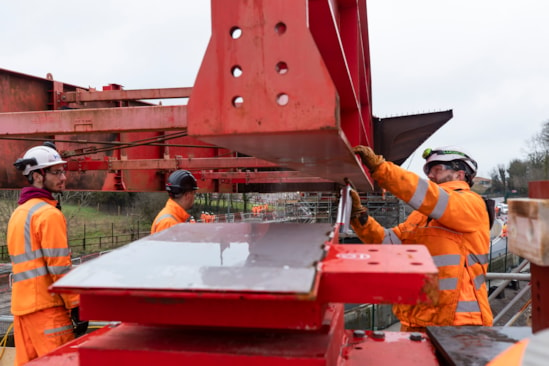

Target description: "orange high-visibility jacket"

left=351, top=161, right=493, bottom=327
left=150, top=198, right=190, bottom=234
left=8, top=198, right=79, bottom=316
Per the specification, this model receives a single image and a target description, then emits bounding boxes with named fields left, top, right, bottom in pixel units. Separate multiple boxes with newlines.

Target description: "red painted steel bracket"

left=187, top=0, right=372, bottom=191
left=319, top=244, right=439, bottom=304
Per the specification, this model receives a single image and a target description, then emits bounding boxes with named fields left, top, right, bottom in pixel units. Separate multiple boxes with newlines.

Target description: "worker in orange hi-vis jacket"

left=349, top=146, right=493, bottom=332
left=151, top=169, right=199, bottom=234
left=8, top=143, right=87, bottom=366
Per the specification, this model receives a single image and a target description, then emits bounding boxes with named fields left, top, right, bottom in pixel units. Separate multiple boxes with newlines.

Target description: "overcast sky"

left=1, top=1, right=547, bottom=179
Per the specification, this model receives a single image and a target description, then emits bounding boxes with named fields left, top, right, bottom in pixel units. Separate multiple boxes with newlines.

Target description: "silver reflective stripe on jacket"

left=467, top=254, right=489, bottom=289
left=439, top=277, right=458, bottom=291
left=153, top=213, right=177, bottom=229
left=407, top=178, right=449, bottom=219
left=456, top=300, right=480, bottom=313
left=24, top=201, right=47, bottom=253
left=432, top=254, right=460, bottom=267
left=10, top=201, right=72, bottom=283
left=432, top=254, right=461, bottom=290
left=44, top=323, right=73, bottom=335
left=11, top=247, right=71, bottom=265
left=157, top=213, right=176, bottom=222
left=473, top=274, right=486, bottom=290
left=467, top=253, right=489, bottom=265
left=433, top=252, right=484, bottom=310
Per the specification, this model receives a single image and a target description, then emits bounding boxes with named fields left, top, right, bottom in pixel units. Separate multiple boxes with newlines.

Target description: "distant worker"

left=502, top=223, right=508, bottom=238
left=349, top=146, right=493, bottom=332
left=151, top=169, right=199, bottom=234
left=8, top=144, right=87, bottom=365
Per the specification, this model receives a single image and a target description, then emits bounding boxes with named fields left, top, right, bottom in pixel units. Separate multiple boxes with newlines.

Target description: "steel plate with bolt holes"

left=53, top=223, right=331, bottom=295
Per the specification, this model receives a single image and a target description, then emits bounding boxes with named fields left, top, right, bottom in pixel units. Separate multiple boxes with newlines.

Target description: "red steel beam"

left=187, top=0, right=373, bottom=192
left=528, top=180, right=549, bottom=333
left=67, top=157, right=279, bottom=171
left=309, top=0, right=372, bottom=148
left=60, top=87, right=193, bottom=103
left=51, top=235, right=437, bottom=329
left=0, top=105, right=186, bottom=135
left=198, top=171, right=333, bottom=184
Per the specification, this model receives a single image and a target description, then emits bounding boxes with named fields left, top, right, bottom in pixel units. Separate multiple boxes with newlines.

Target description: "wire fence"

left=67, top=226, right=150, bottom=257
left=0, top=223, right=150, bottom=262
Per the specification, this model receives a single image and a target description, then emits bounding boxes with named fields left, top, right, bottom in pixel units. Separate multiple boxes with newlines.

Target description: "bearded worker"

left=350, top=145, right=493, bottom=332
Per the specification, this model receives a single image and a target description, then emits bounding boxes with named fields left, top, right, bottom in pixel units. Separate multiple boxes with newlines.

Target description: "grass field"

left=0, top=191, right=272, bottom=260
left=0, top=201, right=152, bottom=261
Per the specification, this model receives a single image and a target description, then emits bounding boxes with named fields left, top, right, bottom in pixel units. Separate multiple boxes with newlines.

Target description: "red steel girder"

left=528, top=180, right=549, bottom=333
left=28, top=305, right=347, bottom=366
left=308, top=0, right=372, bottom=147
left=28, top=309, right=440, bottom=366
left=59, top=87, right=192, bottom=104
left=67, top=157, right=279, bottom=171
left=341, top=330, right=438, bottom=366
left=187, top=0, right=373, bottom=192
left=66, top=160, right=332, bottom=185
left=198, top=171, right=334, bottom=184
left=319, top=244, right=438, bottom=304
left=52, top=232, right=437, bottom=329
left=65, top=158, right=333, bottom=185
left=0, top=105, right=186, bottom=135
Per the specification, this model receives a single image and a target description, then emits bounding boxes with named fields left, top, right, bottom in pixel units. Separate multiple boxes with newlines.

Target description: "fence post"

left=504, top=237, right=508, bottom=272
left=83, top=224, right=86, bottom=252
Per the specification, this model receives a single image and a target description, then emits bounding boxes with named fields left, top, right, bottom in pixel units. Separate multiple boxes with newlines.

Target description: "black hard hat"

left=166, top=170, right=198, bottom=196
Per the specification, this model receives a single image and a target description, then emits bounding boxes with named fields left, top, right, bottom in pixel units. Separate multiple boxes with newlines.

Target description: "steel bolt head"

left=371, top=331, right=385, bottom=339
left=409, top=332, right=423, bottom=341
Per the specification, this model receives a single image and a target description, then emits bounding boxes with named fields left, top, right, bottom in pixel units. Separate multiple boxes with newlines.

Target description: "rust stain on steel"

left=420, top=273, right=440, bottom=305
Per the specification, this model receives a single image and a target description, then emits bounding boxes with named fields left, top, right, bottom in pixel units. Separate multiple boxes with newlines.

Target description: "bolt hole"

left=231, top=65, right=243, bottom=78
left=406, top=249, right=418, bottom=253
left=410, top=262, right=423, bottom=266
left=276, top=93, right=289, bottom=106
left=275, top=22, right=287, bottom=35
left=368, top=261, right=379, bottom=265
left=276, top=62, right=288, bottom=75
left=230, top=27, right=242, bottom=39
left=232, top=96, right=244, bottom=108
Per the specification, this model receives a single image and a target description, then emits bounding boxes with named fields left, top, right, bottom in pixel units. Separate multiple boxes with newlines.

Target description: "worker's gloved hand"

left=353, top=145, right=385, bottom=173
left=350, top=189, right=368, bottom=225
left=70, top=307, right=89, bottom=337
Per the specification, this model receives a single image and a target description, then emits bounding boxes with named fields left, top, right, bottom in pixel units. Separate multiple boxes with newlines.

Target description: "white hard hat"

left=422, top=147, right=478, bottom=178
left=16, top=146, right=67, bottom=175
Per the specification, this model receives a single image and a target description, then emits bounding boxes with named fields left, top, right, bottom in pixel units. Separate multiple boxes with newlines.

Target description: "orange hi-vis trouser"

left=14, top=306, right=74, bottom=366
